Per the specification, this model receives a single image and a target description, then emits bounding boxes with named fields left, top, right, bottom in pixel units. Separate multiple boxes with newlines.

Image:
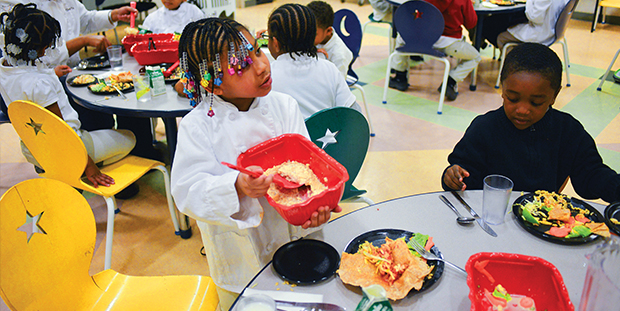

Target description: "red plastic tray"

left=237, top=134, right=349, bottom=226
left=131, top=40, right=179, bottom=66
left=122, top=33, right=174, bottom=56
left=466, top=252, right=574, bottom=311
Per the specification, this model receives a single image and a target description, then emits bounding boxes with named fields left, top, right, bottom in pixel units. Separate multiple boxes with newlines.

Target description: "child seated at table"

left=266, top=3, right=358, bottom=118
left=441, top=43, right=620, bottom=203
left=0, top=3, right=136, bottom=189
left=307, top=0, right=352, bottom=79
left=170, top=17, right=341, bottom=309
left=141, top=0, right=205, bottom=34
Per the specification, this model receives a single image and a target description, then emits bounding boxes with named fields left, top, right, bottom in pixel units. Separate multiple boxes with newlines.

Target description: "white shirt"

left=271, top=53, right=356, bottom=119
left=171, top=91, right=315, bottom=293
left=318, top=33, right=353, bottom=79
left=0, top=59, right=81, bottom=132
left=508, top=0, right=569, bottom=46
left=141, top=2, right=205, bottom=34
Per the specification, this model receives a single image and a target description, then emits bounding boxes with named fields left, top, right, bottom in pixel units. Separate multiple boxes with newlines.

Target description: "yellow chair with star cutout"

left=0, top=178, right=218, bottom=311
left=8, top=99, right=189, bottom=270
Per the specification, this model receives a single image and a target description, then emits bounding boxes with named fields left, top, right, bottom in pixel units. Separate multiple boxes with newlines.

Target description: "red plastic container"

left=466, top=252, right=574, bottom=311
left=121, top=33, right=174, bottom=56
left=131, top=40, right=179, bottom=66
left=237, top=134, right=349, bottom=226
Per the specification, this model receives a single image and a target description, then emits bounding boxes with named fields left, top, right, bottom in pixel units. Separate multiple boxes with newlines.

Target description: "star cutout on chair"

left=316, top=128, right=339, bottom=149
left=413, top=9, right=423, bottom=19
left=26, top=118, right=45, bottom=135
left=17, top=211, right=47, bottom=243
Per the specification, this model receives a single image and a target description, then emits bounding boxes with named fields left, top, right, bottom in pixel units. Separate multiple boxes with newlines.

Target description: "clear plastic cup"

left=579, top=236, right=620, bottom=311
left=132, top=75, right=151, bottom=102
left=236, top=294, right=276, bottom=311
left=481, top=175, right=513, bottom=225
left=106, top=45, right=123, bottom=70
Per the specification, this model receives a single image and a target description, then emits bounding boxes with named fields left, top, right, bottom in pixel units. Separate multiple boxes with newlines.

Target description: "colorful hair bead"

left=214, top=54, right=223, bottom=86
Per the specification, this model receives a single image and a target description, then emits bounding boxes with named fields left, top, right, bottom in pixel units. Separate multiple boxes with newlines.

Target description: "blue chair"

left=381, top=0, right=450, bottom=114
left=333, top=9, right=375, bottom=137
left=495, top=0, right=579, bottom=88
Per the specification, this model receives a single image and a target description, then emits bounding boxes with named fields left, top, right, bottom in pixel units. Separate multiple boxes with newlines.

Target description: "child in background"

left=170, top=18, right=340, bottom=309
left=0, top=3, right=136, bottom=188
left=307, top=0, right=352, bottom=80
left=267, top=3, right=358, bottom=118
left=141, top=0, right=204, bottom=34
left=442, top=43, right=620, bottom=203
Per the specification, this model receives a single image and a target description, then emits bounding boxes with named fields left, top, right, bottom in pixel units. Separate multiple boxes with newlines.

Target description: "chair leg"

left=597, top=48, right=620, bottom=91
left=351, top=84, right=375, bottom=137
left=437, top=57, right=450, bottom=115
left=591, top=0, right=601, bottom=32
left=103, top=195, right=118, bottom=270
left=382, top=52, right=397, bottom=104
left=602, top=6, right=607, bottom=24
left=559, top=38, right=571, bottom=87
left=495, top=43, right=516, bottom=89
left=154, top=165, right=192, bottom=239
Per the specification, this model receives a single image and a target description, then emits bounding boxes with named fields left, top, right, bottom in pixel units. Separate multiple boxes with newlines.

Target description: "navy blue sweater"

left=442, top=107, right=620, bottom=203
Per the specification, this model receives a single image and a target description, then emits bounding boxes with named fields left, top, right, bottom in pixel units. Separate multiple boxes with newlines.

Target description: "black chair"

left=0, top=95, right=9, bottom=124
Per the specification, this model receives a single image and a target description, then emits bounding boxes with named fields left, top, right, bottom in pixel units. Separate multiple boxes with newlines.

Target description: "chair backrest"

left=0, top=95, right=9, bottom=123
left=393, top=0, right=445, bottom=57
left=554, top=0, right=579, bottom=43
left=0, top=178, right=102, bottom=310
left=305, top=107, right=370, bottom=201
left=8, top=100, right=89, bottom=189
left=195, top=0, right=235, bottom=18
left=333, top=9, right=363, bottom=81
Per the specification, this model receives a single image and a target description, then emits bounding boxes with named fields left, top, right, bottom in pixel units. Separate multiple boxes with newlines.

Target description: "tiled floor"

left=1, top=0, right=619, bottom=309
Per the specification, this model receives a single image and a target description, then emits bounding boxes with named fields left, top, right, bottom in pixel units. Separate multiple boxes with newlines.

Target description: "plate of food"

left=76, top=54, right=110, bottom=70
left=604, top=202, right=620, bottom=236
left=272, top=239, right=340, bottom=285
left=88, top=80, right=134, bottom=95
left=338, top=229, right=444, bottom=300
left=490, top=0, right=515, bottom=5
left=67, top=74, right=97, bottom=86
left=513, top=190, right=610, bottom=245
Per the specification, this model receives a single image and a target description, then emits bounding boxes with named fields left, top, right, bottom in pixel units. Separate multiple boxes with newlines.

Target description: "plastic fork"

left=103, top=78, right=126, bottom=99
left=408, top=237, right=467, bottom=275
left=221, top=161, right=301, bottom=189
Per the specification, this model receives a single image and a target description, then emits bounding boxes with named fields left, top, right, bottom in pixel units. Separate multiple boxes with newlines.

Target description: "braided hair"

left=500, top=43, right=563, bottom=93
left=307, top=1, right=334, bottom=31
left=268, top=3, right=317, bottom=60
left=0, top=3, right=61, bottom=66
left=178, top=17, right=251, bottom=107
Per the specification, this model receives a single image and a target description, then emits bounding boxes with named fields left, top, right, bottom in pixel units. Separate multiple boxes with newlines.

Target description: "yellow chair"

left=8, top=100, right=189, bottom=270
left=0, top=178, right=218, bottom=311
left=591, top=0, right=620, bottom=32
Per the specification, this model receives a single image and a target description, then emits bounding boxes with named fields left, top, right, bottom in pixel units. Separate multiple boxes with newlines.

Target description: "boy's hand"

left=302, top=205, right=342, bottom=229
left=235, top=165, right=272, bottom=198
left=85, top=35, right=111, bottom=54
left=255, top=29, right=267, bottom=38
left=85, top=159, right=115, bottom=188
left=317, top=48, right=329, bottom=59
left=54, top=65, right=72, bottom=77
left=443, top=164, right=469, bottom=191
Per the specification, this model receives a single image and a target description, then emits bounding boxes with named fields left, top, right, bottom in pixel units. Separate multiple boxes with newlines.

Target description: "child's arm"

left=65, top=35, right=111, bottom=56
left=234, top=165, right=273, bottom=199
left=442, top=164, right=470, bottom=191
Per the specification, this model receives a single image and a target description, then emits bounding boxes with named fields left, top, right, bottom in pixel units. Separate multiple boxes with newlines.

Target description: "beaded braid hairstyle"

left=178, top=18, right=254, bottom=115
left=500, top=42, right=563, bottom=93
left=0, top=3, right=61, bottom=66
left=268, top=3, right=317, bottom=60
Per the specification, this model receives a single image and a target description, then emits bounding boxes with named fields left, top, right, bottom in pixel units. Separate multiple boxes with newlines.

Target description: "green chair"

left=305, top=107, right=374, bottom=205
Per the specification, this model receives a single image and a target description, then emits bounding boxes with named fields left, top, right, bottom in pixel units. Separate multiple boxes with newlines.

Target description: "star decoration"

left=26, top=118, right=45, bottom=136
left=17, top=211, right=47, bottom=243
left=413, top=9, right=423, bottom=19
left=316, top=128, right=339, bottom=149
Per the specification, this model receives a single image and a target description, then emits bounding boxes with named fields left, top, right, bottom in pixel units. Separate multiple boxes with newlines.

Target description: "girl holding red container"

left=170, top=18, right=341, bottom=309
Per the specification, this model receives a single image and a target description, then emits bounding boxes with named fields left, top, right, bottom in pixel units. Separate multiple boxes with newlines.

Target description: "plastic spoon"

left=221, top=162, right=301, bottom=189
left=439, top=195, right=475, bottom=225
left=130, top=2, right=136, bottom=29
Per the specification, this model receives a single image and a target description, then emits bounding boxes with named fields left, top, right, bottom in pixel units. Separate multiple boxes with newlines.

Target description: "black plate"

left=344, top=229, right=444, bottom=294
left=139, top=63, right=182, bottom=84
left=512, top=193, right=605, bottom=245
left=87, top=81, right=134, bottom=95
left=604, top=202, right=620, bottom=236
left=77, top=54, right=110, bottom=70
left=67, top=74, right=97, bottom=87
left=272, top=239, right=340, bottom=284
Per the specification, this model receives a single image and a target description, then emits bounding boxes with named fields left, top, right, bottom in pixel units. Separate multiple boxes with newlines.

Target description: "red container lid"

left=131, top=40, right=179, bottom=66
left=121, top=33, right=174, bottom=56
left=237, top=134, right=349, bottom=226
left=466, top=252, right=574, bottom=311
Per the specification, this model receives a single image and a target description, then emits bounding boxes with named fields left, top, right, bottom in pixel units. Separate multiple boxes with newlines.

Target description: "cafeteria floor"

left=0, top=0, right=618, bottom=309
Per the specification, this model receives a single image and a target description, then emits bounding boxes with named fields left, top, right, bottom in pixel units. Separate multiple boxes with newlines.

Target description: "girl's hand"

left=235, top=165, right=272, bottom=198
left=86, top=35, right=111, bottom=54
left=302, top=205, right=342, bottom=229
left=54, top=65, right=72, bottom=77
left=317, top=48, right=329, bottom=59
left=85, top=161, right=115, bottom=188
left=443, top=164, right=470, bottom=191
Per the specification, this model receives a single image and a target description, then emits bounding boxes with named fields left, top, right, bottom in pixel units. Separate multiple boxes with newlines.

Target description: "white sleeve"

left=76, top=0, right=115, bottom=35
left=32, top=78, right=61, bottom=109
left=525, top=0, right=552, bottom=25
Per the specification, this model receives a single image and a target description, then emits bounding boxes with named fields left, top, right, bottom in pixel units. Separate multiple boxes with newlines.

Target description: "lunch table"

left=65, top=53, right=193, bottom=165
left=231, top=190, right=606, bottom=310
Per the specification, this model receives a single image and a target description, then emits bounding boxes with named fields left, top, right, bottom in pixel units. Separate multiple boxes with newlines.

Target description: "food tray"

left=131, top=40, right=179, bottom=66
left=122, top=33, right=174, bottom=56
left=466, top=252, right=574, bottom=311
left=236, top=134, right=349, bottom=226
left=76, top=54, right=110, bottom=70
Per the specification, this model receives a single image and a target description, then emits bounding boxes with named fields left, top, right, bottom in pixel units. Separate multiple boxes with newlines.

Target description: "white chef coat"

left=317, top=32, right=353, bottom=80
left=508, top=0, right=570, bottom=46
left=141, top=2, right=205, bottom=34
left=171, top=91, right=319, bottom=293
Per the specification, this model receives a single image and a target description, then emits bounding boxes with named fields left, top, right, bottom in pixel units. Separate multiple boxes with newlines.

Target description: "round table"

left=232, top=190, right=606, bottom=310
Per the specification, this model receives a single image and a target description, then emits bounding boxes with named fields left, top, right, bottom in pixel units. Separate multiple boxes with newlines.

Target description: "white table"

left=232, top=190, right=606, bottom=310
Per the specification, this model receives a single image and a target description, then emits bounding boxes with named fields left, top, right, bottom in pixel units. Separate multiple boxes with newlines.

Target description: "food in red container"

left=131, top=40, right=179, bottom=66
left=121, top=33, right=174, bottom=56
left=264, top=160, right=327, bottom=206
left=466, top=252, right=574, bottom=311
left=236, top=134, right=348, bottom=226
